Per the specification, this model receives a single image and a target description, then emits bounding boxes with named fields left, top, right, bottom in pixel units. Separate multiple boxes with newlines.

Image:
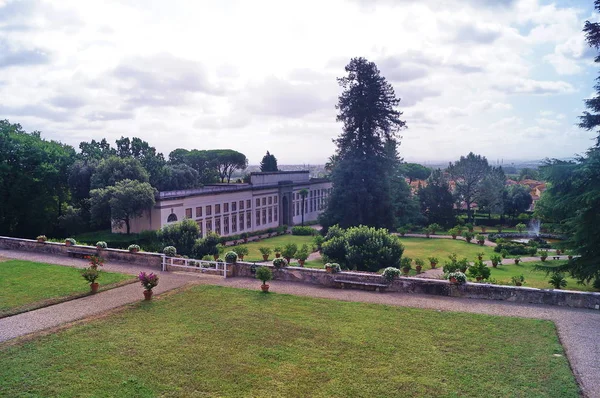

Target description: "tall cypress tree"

left=320, top=57, right=406, bottom=229
left=260, top=151, right=278, bottom=172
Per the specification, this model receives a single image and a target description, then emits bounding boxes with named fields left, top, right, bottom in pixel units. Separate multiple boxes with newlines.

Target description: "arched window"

left=167, top=213, right=178, bottom=223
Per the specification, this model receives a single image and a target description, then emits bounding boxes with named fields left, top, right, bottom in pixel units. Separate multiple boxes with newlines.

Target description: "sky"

left=0, top=0, right=599, bottom=165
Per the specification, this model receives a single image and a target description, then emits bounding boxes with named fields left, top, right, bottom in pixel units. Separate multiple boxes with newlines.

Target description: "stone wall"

left=0, top=236, right=163, bottom=268
left=232, top=262, right=600, bottom=310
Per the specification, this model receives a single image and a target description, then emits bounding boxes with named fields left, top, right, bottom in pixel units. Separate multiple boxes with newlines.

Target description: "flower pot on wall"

left=262, top=255, right=269, bottom=261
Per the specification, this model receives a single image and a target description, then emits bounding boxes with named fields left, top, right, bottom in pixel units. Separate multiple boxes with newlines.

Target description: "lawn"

left=0, top=286, right=578, bottom=397
left=230, top=234, right=315, bottom=262
left=481, top=260, right=599, bottom=292
left=0, top=259, right=134, bottom=317
left=399, top=237, right=497, bottom=262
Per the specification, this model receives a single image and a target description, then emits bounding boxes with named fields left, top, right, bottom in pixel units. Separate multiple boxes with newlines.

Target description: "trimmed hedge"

left=291, top=226, right=316, bottom=236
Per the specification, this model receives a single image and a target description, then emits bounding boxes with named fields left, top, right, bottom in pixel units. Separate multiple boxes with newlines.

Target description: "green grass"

left=231, top=234, right=315, bottom=262
left=0, top=285, right=579, bottom=397
left=399, top=237, right=496, bottom=262
left=0, top=260, right=134, bottom=317
left=481, top=260, right=599, bottom=292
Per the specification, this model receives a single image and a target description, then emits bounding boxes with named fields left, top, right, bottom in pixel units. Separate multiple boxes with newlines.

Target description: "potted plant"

left=256, top=266, right=273, bottom=292
left=398, top=227, right=407, bottom=237
left=511, top=274, right=525, bottom=286
left=448, top=227, right=459, bottom=239
left=465, top=223, right=474, bottom=233
left=138, top=271, right=159, bottom=300
left=428, top=256, right=439, bottom=269
left=281, top=243, right=297, bottom=264
left=87, top=255, right=104, bottom=269
left=548, top=273, right=567, bottom=289
left=463, top=231, right=474, bottom=243
left=274, top=246, right=282, bottom=258
left=480, top=226, right=487, bottom=233
left=415, top=258, right=425, bottom=274
left=495, top=224, right=503, bottom=233
left=65, top=238, right=76, bottom=246
left=428, top=223, right=441, bottom=235
left=225, top=251, right=238, bottom=264
left=232, top=246, right=248, bottom=261
left=272, top=257, right=287, bottom=269
left=447, top=271, right=467, bottom=284
left=477, top=252, right=484, bottom=261
left=96, top=241, right=107, bottom=250
left=241, top=232, right=249, bottom=243
left=514, top=256, right=521, bottom=265
left=467, top=260, right=490, bottom=282
left=128, top=244, right=140, bottom=253
left=258, top=246, right=272, bottom=261
left=82, top=267, right=100, bottom=293
left=37, top=235, right=47, bottom=243
left=500, top=249, right=509, bottom=259
left=400, top=257, right=412, bottom=276
left=556, top=249, right=562, bottom=255
left=325, top=263, right=341, bottom=273
left=458, top=258, right=469, bottom=273
left=540, top=250, right=549, bottom=262
left=568, top=254, right=573, bottom=260
left=313, top=235, right=325, bottom=252
left=490, top=254, right=502, bottom=268
left=476, top=234, right=485, bottom=246
left=163, top=246, right=177, bottom=257
left=295, top=244, right=310, bottom=266
left=382, top=267, right=401, bottom=283
left=424, top=227, right=432, bottom=238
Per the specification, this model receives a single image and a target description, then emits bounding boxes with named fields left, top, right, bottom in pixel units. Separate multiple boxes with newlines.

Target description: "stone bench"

left=67, top=249, right=91, bottom=259
left=553, top=256, right=560, bottom=260
left=333, top=279, right=388, bottom=292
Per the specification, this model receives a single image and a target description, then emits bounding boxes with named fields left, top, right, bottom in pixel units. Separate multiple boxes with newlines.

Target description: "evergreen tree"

left=418, top=169, right=455, bottom=228
left=320, top=57, right=406, bottom=229
left=447, top=152, right=491, bottom=222
left=260, top=151, right=278, bottom=172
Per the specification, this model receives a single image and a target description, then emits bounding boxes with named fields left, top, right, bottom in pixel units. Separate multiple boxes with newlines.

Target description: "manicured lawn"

left=399, top=237, right=496, bottom=262
left=0, top=260, right=134, bottom=317
left=480, top=260, right=599, bottom=292
left=0, top=286, right=578, bottom=397
left=231, top=234, right=315, bottom=262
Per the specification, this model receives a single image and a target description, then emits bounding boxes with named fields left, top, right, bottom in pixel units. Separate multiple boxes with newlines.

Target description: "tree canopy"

left=418, top=169, right=455, bottom=228
left=260, top=151, right=278, bottom=172
left=320, top=57, right=406, bottom=229
left=403, top=163, right=431, bottom=183
left=447, top=152, right=491, bottom=222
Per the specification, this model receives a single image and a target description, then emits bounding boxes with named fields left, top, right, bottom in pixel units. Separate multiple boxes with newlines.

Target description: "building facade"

left=113, top=171, right=332, bottom=236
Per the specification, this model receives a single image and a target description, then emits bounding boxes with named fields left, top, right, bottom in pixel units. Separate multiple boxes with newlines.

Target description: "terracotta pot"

left=402, top=267, right=410, bottom=275
left=541, top=256, right=547, bottom=262
left=514, top=260, right=520, bottom=265
left=284, top=257, right=291, bottom=264
left=568, top=255, right=573, bottom=260
left=450, top=277, right=458, bottom=283
left=476, top=276, right=482, bottom=281
left=515, top=282, right=522, bottom=286
left=143, top=290, right=153, bottom=300
left=430, top=263, right=437, bottom=269
left=37, top=239, right=45, bottom=243
left=478, top=256, right=483, bottom=261
left=213, top=255, right=219, bottom=261
left=239, top=255, right=244, bottom=260
left=90, top=282, right=99, bottom=293
left=130, top=248, right=139, bottom=253
left=262, top=254, right=269, bottom=261
left=492, top=262, right=498, bottom=268
left=65, top=241, right=72, bottom=246
left=451, top=235, right=457, bottom=239
left=261, top=284, right=270, bottom=292
left=479, top=241, right=485, bottom=246
left=325, top=266, right=333, bottom=273
left=415, top=265, right=422, bottom=273
left=298, top=260, right=305, bottom=267
left=275, top=253, right=281, bottom=258
left=425, top=234, right=430, bottom=238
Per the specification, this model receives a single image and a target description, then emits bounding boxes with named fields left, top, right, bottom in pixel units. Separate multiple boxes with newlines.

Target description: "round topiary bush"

left=382, top=267, right=401, bottom=283
left=224, top=251, right=238, bottom=264
left=163, top=246, right=177, bottom=257
left=272, top=258, right=287, bottom=269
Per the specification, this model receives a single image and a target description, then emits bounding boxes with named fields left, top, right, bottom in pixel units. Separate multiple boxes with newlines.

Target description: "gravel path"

left=2, top=248, right=599, bottom=397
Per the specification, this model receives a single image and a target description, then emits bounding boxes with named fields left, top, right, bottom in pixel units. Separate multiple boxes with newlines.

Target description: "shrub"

left=467, top=260, right=490, bottom=280
left=258, top=246, right=272, bottom=256
left=192, top=232, right=220, bottom=259
left=516, top=223, right=527, bottom=233
left=321, top=236, right=347, bottom=265
left=463, top=231, right=474, bottom=242
left=511, top=274, right=525, bottom=286
left=138, top=271, right=159, bottom=290
left=281, top=243, right=298, bottom=261
left=325, top=263, right=341, bottom=273
left=428, top=223, right=441, bottom=235
left=443, top=253, right=464, bottom=273
left=490, top=254, right=502, bottom=266
left=157, top=219, right=199, bottom=256
left=96, top=241, right=107, bottom=249
left=344, top=226, right=404, bottom=272
left=291, top=226, right=316, bottom=236
left=448, top=227, right=460, bottom=238
left=397, top=227, right=407, bottom=236
left=272, top=258, right=287, bottom=269
left=240, top=232, right=249, bottom=240
left=382, top=267, right=401, bottom=283
left=128, top=244, right=140, bottom=252
left=313, top=235, right=325, bottom=250
left=500, top=249, right=509, bottom=258
left=415, top=258, right=425, bottom=268
left=163, top=246, right=177, bottom=257
left=36, top=235, right=47, bottom=242
left=324, top=224, right=345, bottom=241
left=494, top=243, right=532, bottom=256
left=224, top=251, right=238, bottom=264
left=400, top=257, right=412, bottom=271
left=255, top=266, right=273, bottom=284
left=65, top=238, right=77, bottom=245
left=295, top=244, right=310, bottom=261
left=548, top=273, right=567, bottom=289
left=465, top=223, right=474, bottom=232
left=476, top=234, right=485, bottom=243
left=447, top=271, right=467, bottom=284
left=540, top=250, right=549, bottom=261
left=273, top=246, right=282, bottom=254
left=81, top=268, right=100, bottom=283
left=427, top=256, right=439, bottom=267
left=232, top=246, right=249, bottom=258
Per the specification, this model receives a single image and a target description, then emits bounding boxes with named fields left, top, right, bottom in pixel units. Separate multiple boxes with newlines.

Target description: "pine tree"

left=320, top=57, right=406, bottom=229
left=260, top=151, right=278, bottom=172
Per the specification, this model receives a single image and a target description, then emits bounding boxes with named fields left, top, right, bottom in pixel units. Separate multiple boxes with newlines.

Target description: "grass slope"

left=0, top=260, right=133, bottom=316
left=0, top=286, right=579, bottom=397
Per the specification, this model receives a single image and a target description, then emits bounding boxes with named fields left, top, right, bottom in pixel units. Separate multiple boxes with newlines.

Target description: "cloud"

left=453, top=23, right=502, bottom=44
left=396, top=84, right=442, bottom=107
left=49, top=95, right=86, bottom=109
left=0, top=103, right=70, bottom=122
left=0, top=40, right=49, bottom=68
left=85, top=110, right=133, bottom=122
left=494, top=79, right=575, bottom=95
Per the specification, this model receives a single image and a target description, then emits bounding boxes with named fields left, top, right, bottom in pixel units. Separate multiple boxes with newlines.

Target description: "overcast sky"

left=0, top=0, right=598, bottom=165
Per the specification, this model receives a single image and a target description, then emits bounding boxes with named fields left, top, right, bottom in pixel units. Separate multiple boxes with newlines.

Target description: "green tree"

left=156, top=164, right=200, bottom=191
left=447, top=152, right=491, bottom=222
left=518, top=168, right=540, bottom=181
left=260, top=151, right=278, bottom=172
left=403, top=163, right=431, bottom=184
left=114, top=136, right=166, bottom=187
left=298, top=188, right=309, bottom=226
left=476, top=166, right=506, bottom=219
left=78, top=139, right=115, bottom=161
left=90, top=179, right=157, bottom=234
left=320, top=57, right=406, bottom=229
left=503, top=185, right=532, bottom=220
left=168, top=148, right=219, bottom=184
left=212, top=149, right=248, bottom=183
left=90, top=156, right=149, bottom=190
left=158, top=219, right=200, bottom=256
left=418, top=169, right=455, bottom=228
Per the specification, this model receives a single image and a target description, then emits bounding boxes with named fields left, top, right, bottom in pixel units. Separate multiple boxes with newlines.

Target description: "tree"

left=78, top=139, right=115, bottom=161
left=298, top=188, right=309, bottom=226
left=447, top=152, right=491, bottom=222
left=158, top=219, right=200, bottom=256
left=260, top=151, right=278, bottom=172
left=212, top=149, right=248, bottom=183
left=90, top=156, right=149, bottom=190
left=418, top=169, right=455, bottom=228
left=403, top=163, right=431, bottom=184
left=503, top=185, right=532, bottom=220
left=518, top=167, right=540, bottom=181
left=114, top=136, right=166, bottom=187
left=90, top=179, right=157, bottom=234
left=156, top=164, right=200, bottom=191
left=476, top=166, right=506, bottom=219
left=168, top=148, right=219, bottom=184
left=324, top=154, right=338, bottom=174
left=320, top=57, right=406, bottom=229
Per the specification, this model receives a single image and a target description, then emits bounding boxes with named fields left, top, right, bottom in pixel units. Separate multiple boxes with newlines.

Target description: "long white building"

left=113, top=171, right=332, bottom=236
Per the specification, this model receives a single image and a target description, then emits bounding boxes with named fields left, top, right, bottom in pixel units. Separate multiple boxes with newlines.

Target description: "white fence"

left=162, top=256, right=228, bottom=278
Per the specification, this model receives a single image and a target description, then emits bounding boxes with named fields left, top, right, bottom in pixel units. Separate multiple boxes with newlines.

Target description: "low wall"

left=0, top=236, right=163, bottom=268
left=231, top=262, right=600, bottom=310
